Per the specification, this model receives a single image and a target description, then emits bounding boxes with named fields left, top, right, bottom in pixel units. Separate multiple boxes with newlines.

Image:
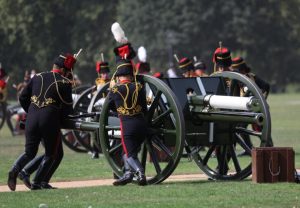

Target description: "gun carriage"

left=62, top=71, right=272, bottom=184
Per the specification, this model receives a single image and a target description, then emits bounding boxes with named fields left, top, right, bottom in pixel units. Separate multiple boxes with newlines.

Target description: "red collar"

left=52, top=69, right=63, bottom=75
left=120, top=79, right=131, bottom=84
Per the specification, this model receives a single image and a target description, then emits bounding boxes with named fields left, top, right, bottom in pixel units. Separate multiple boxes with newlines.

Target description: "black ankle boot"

left=113, top=172, right=133, bottom=186
left=7, top=167, right=19, bottom=191
left=137, top=171, right=147, bottom=186
left=126, top=157, right=147, bottom=186
left=41, top=182, right=57, bottom=189
left=18, top=170, right=31, bottom=189
left=91, top=152, right=99, bottom=159
left=31, top=183, right=42, bottom=190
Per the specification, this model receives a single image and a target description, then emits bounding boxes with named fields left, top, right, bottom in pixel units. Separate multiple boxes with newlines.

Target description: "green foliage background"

left=1, top=0, right=300, bottom=97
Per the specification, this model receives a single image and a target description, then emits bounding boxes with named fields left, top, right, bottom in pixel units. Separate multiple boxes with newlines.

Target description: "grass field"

left=0, top=93, right=299, bottom=208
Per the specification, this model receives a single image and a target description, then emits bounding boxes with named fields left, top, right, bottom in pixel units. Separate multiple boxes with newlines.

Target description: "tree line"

left=1, top=0, right=299, bottom=98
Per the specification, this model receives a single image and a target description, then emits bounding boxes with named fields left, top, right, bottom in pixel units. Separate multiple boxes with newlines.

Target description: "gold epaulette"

left=95, top=78, right=106, bottom=87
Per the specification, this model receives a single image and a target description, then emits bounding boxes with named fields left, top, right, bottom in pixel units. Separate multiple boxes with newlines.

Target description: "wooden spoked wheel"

left=187, top=71, right=271, bottom=180
left=99, top=75, right=185, bottom=185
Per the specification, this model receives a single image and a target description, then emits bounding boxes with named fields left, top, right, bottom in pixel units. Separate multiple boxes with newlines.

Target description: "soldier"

left=231, top=56, right=273, bottom=152
left=110, top=43, right=147, bottom=186
left=90, top=60, right=111, bottom=159
left=7, top=52, right=77, bottom=191
left=14, top=71, right=31, bottom=98
left=6, top=70, right=31, bottom=136
left=231, top=57, right=270, bottom=98
left=212, top=45, right=232, bottom=73
left=136, top=46, right=151, bottom=75
left=178, top=57, right=196, bottom=78
left=193, top=57, right=208, bottom=77
left=211, top=45, right=232, bottom=173
left=95, top=61, right=110, bottom=89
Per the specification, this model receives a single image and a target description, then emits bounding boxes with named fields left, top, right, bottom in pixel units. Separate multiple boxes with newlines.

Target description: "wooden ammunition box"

left=252, top=147, right=295, bottom=183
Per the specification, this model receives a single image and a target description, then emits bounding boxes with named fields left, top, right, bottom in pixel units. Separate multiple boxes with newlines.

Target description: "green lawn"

left=0, top=92, right=299, bottom=208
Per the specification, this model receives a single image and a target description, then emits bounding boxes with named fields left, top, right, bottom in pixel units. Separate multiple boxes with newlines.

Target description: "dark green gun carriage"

left=62, top=71, right=272, bottom=184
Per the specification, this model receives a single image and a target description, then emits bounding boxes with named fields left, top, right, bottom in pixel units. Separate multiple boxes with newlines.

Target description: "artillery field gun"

left=62, top=71, right=272, bottom=184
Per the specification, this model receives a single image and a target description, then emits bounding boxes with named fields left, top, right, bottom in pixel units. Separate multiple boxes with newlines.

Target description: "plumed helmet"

left=178, top=57, right=195, bottom=72
left=54, top=53, right=77, bottom=70
left=194, top=60, right=206, bottom=70
left=213, top=47, right=232, bottom=67
left=231, top=57, right=251, bottom=73
left=115, top=59, right=134, bottom=77
left=114, top=43, right=136, bottom=60
left=96, top=61, right=110, bottom=74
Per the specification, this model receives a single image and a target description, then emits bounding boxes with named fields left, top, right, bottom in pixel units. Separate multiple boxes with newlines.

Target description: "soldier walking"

left=7, top=52, right=77, bottom=191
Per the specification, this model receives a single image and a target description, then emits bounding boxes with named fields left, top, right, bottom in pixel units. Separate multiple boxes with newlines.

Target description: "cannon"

left=60, top=83, right=110, bottom=153
left=60, top=84, right=94, bottom=153
left=62, top=71, right=272, bottom=184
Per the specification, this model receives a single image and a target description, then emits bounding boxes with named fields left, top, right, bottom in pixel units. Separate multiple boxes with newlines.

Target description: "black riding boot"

left=8, top=153, right=32, bottom=191
left=126, top=157, right=147, bottom=186
left=113, top=155, right=133, bottom=186
left=31, top=156, right=53, bottom=190
left=18, top=155, right=44, bottom=189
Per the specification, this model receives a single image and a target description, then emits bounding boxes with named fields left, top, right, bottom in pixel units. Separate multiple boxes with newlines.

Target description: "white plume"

left=111, top=22, right=128, bottom=44
left=138, top=46, right=147, bottom=62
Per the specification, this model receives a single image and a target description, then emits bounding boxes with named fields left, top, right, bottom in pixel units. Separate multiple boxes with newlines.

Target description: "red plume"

left=64, top=54, right=76, bottom=70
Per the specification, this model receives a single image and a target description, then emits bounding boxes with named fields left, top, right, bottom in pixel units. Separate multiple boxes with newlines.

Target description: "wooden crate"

left=252, top=147, right=295, bottom=183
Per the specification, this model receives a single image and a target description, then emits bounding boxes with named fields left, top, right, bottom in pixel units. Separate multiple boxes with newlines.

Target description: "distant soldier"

left=7, top=70, right=31, bottom=136
left=95, top=61, right=110, bottom=89
left=14, top=70, right=31, bottom=98
left=212, top=44, right=232, bottom=94
left=136, top=46, right=151, bottom=75
left=90, top=60, right=111, bottom=159
left=7, top=52, right=78, bottom=191
left=193, top=57, right=208, bottom=77
left=212, top=45, right=232, bottom=74
left=178, top=57, right=196, bottom=78
left=231, top=56, right=273, bottom=151
left=211, top=44, right=232, bottom=173
left=231, top=57, right=270, bottom=98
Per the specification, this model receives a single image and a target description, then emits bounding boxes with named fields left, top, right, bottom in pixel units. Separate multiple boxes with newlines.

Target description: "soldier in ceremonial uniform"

left=193, top=58, right=208, bottom=77
left=90, top=61, right=111, bottom=159
left=212, top=46, right=232, bottom=74
left=95, top=61, right=110, bottom=89
left=7, top=53, right=76, bottom=191
left=135, top=46, right=151, bottom=75
left=231, top=56, right=273, bottom=151
left=178, top=57, right=196, bottom=78
left=231, top=57, right=270, bottom=98
left=110, top=43, right=147, bottom=186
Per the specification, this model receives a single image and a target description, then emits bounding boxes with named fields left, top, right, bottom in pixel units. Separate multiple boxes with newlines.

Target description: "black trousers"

left=13, top=105, right=63, bottom=183
left=120, top=115, right=147, bottom=158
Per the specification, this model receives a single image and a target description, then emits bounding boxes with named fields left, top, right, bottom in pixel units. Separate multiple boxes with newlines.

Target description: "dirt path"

left=0, top=173, right=208, bottom=192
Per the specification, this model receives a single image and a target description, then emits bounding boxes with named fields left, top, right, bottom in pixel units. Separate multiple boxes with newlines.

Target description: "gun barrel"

left=62, top=119, right=99, bottom=131
left=189, top=95, right=260, bottom=111
left=196, top=111, right=264, bottom=125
